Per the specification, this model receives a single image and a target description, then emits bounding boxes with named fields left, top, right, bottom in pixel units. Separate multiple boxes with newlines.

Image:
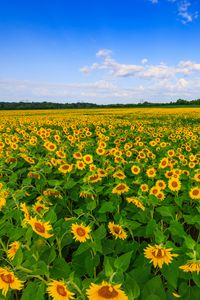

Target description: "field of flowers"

left=0, top=107, right=199, bottom=300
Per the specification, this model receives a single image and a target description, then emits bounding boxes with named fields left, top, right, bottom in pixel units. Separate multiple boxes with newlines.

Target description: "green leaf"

left=44, top=210, right=57, bottom=223
left=142, top=276, right=166, bottom=300
left=21, top=282, right=45, bottom=300
left=156, top=206, right=175, bottom=218
left=124, top=275, right=140, bottom=299
left=12, top=248, right=23, bottom=266
left=114, top=251, right=133, bottom=272
left=98, top=201, right=115, bottom=213
left=50, top=258, right=71, bottom=279
left=169, top=220, right=185, bottom=238
left=104, top=256, right=113, bottom=277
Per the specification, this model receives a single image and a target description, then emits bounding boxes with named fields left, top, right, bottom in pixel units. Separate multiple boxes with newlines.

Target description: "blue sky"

left=0, top=0, right=200, bottom=103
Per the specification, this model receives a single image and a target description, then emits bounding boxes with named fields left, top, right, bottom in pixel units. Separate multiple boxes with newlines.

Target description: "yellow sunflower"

left=131, top=165, right=140, bottom=175
left=144, top=244, right=178, bottom=268
left=83, top=154, right=93, bottom=164
left=86, top=281, right=128, bottom=300
left=0, top=267, right=24, bottom=296
left=27, top=217, right=53, bottom=238
left=189, top=187, right=200, bottom=200
left=193, top=173, right=200, bottom=182
left=126, top=197, right=145, bottom=211
left=179, top=262, right=200, bottom=273
left=58, top=164, right=73, bottom=174
left=7, top=241, right=20, bottom=260
left=140, top=184, right=149, bottom=192
left=155, top=180, right=166, bottom=190
left=47, top=280, right=75, bottom=300
left=112, top=183, right=129, bottom=195
left=146, top=167, right=156, bottom=178
left=113, top=171, right=126, bottom=180
left=168, top=178, right=181, bottom=192
left=108, top=222, right=127, bottom=240
left=71, top=223, right=91, bottom=243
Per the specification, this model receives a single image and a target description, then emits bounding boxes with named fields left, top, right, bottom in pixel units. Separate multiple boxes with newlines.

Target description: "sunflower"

left=150, top=186, right=160, bottom=197
left=0, top=196, right=6, bottom=210
left=58, top=164, right=73, bottom=174
left=112, top=183, right=129, bottom=195
left=156, top=180, right=166, bottom=190
left=113, top=171, right=126, bottom=180
left=75, top=160, right=86, bottom=170
left=20, top=203, right=30, bottom=221
left=189, top=187, right=200, bottom=200
left=193, top=173, right=200, bottom=182
left=168, top=178, right=181, bottom=192
left=88, top=174, right=102, bottom=183
left=146, top=167, right=156, bottom=178
left=73, top=152, right=82, bottom=160
left=144, top=244, right=178, bottom=268
left=179, top=262, right=200, bottom=273
left=7, top=241, right=20, bottom=260
left=159, top=158, right=169, bottom=169
left=156, top=191, right=165, bottom=201
left=96, top=148, right=106, bottom=156
left=131, top=165, right=140, bottom=175
left=80, top=190, right=95, bottom=199
left=27, top=217, right=53, bottom=238
left=126, top=197, right=145, bottom=211
left=71, top=223, right=91, bottom=243
left=47, top=280, right=75, bottom=300
left=86, top=281, right=128, bottom=300
left=140, top=184, right=149, bottom=192
left=108, top=222, right=127, bottom=240
left=83, top=154, right=93, bottom=164
left=0, top=267, right=24, bottom=296
left=33, top=201, right=49, bottom=214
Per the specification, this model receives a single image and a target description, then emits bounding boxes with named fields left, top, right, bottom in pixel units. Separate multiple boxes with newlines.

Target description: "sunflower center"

left=192, top=189, right=199, bottom=195
left=76, top=227, right=86, bottom=237
left=34, top=222, right=45, bottom=233
left=98, top=286, right=118, bottom=298
left=36, top=206, right=43, bottom=212
left=171, top=181, right=178, bottom=188
left=56, top=284, right=67, bottom=296
left=1, top=274, right=14, bottom=284
left=113, top=226, right=121, bottom=234
left=153, top=249, right=165, bottom=258
left=116, top=184, right=125, bottom=191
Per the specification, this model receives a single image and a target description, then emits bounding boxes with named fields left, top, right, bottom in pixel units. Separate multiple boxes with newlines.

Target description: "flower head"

left=0, top=268, right=24, bottom=296
left=144, top=244, right=178, bottom=268
left=47, top=280, right=75, bottom=300
left=71, top=223, right=91, bottom=243
left=86, top=281, right=128, bottom=300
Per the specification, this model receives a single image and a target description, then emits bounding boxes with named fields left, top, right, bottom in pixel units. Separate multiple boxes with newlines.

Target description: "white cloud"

left=178, top=0, right=198, bottom=24
left=81, top=50, right=200, bottom=80
left=149, top=0, right=198, bottom=24
left=141, top=58, right=148, bottom=64
left=96, top=49, right=112, bottom=58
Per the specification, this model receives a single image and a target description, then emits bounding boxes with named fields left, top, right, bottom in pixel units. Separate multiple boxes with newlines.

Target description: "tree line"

left=0, top=98, right=199, bottom=110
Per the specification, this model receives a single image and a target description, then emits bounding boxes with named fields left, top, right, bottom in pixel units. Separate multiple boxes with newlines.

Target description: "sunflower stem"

left=68, top=281, right=85, bottom=299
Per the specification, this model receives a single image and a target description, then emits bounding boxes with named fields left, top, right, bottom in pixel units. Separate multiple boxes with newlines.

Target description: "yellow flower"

left=20, top=203, right=30, bottom=221
left=83, top=154, right=93, bottom=164
left=193, top=173, right=200, bottom=182
left=108, top=222, right=127, bottom=240
left=126, top=197, right=145, bottom=211
left=189, top=187, right=200, bottom=200
left=168, top=178, right=181, bottom=192
left=47, top=280, right=75, bottom=300
left=0, top=267, right=24, bottom=296
left=155, top=180, right=166, bottom=190
left=32, top=201, right=49, bottom=214
left=71, top=223, right=91, bottom=243
left=7, top=241, right=20, bottom=260
left=86, top=281, right=128, bottom=300
left=0, top=197, right=6, bottom=210
left=27, top=217, right=53, bottom=238
left=146, top=167, right=156, bottom=178
left=144, top=244, right=178, bottom=268
left=140, top=184, right=149, bottom=192
left=58, top=164, right=73, bottom=174
left=179, top=262, right=200, bottom=273
left=113, top=171, right=126, bottom=180
left=112, top=183, right=129, bottom=195
left=75, top=160, right=86, bottom=170
left=131, top=165, right=140, bottom=175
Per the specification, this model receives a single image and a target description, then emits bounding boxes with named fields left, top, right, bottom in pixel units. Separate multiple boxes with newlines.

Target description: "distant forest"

left=0, top=98, right=200, bottom=110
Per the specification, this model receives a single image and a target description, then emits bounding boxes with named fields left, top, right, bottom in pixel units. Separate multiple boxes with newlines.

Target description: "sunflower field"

left=0, top=107, right=200, bottom=300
